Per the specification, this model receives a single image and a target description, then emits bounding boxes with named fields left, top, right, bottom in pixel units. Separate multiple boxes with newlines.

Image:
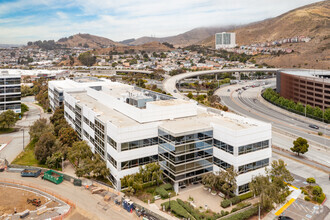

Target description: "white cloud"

left=0, top=0, right=323, bottom=43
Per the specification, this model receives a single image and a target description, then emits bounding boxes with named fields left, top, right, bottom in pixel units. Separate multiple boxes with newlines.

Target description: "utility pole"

left=22, top=128, right=24, bottom=151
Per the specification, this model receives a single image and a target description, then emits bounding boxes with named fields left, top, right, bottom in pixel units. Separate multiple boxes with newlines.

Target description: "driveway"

left=0, top=96, right=50, bottom=163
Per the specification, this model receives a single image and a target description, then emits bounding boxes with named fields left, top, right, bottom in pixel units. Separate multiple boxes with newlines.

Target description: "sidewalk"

left=130, top=197, right=179, bottom=220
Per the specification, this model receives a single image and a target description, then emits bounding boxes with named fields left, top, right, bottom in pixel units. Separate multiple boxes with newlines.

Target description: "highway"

left=163, top=70, right=330, bottom=166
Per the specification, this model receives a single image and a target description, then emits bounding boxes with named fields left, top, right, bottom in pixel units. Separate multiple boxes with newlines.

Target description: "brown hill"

left=57, top=33, right=123, bottom=49
left=199, top=1, right=330, bottom=69
left=94, top=41, right=173, bottom=55
left=129, top=27, right=234, bottom=47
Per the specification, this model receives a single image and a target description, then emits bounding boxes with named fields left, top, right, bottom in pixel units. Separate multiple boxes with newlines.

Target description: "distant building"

left=276, top=70, right=330, bottom=110
left=0, top=70, right=21, bottom=113
left=215, top=32, right=236, bottom=49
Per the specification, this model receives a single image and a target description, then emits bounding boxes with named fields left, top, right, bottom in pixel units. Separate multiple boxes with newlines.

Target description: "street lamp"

left=168, top=192, right=171, bottom=212
left=21, top=128, right=25, bottom=151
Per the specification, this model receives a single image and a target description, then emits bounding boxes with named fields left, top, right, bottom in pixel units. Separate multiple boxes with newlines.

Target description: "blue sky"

left=0, top=0, right=322, bottom=44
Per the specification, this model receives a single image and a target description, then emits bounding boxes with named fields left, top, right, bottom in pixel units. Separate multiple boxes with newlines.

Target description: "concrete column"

left=174, top=182, right=179, bottom=194
left=215, top=74, right=218, bottom=80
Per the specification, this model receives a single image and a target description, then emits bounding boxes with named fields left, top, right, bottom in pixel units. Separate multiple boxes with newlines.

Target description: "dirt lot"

left=0, top=185, right=50, bottom=215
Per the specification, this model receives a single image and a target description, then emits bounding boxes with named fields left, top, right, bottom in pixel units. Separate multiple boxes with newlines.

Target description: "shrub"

left=230, top=196, right=241, bottom=205
left=318, top=132, right=323, bottom=136
left=304, top=196, right=311, bottom=201
left=155, top=186, right=168, bottom=199
left=302, top=189, right=308, bottom=195
left=161, top=183, right=173, bottom=191
left=306, top=177, right=316, bottom=184
left=221, top=199, right=231, bottom=208
left=177, top=199, right=201, bottom=220
left=312, top=186, right=323, bottom=196
left=161, top=200, right=191, bottom=219
left=239, top=192, right=253, bottom=201
left=222, top=206, right=258, bottom=220
left=316, top=193, right=326, bottom=204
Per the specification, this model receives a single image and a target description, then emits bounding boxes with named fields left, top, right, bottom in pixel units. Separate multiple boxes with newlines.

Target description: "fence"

left=7, top=164, right=82, bottom=186
left=133, top=202, right=167, bottom=220
left=0, top=177, right=76, bottom=219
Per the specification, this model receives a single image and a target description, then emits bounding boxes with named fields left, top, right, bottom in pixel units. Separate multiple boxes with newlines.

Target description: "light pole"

left=22, top=128, right=25, bottom=151
left=168, top=192, right=171, bottom=212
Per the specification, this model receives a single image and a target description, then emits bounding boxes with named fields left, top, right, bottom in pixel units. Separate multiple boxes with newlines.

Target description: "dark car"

left=278, top=216, right=294, bottom=220
left=309, top=124, right=319, bottom=129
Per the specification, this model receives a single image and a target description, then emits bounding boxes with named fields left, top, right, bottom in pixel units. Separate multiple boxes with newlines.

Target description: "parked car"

left=278, top=216, right=294, bottom=220
left=309, top=124, right=319, bottom=129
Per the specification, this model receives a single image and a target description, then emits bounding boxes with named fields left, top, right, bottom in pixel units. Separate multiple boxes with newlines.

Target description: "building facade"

left=50, top=77, right=272, bottom=194
left=276, top=70, right=330, bottom=110
left=215, top=32, right=236, bottom=49
left=0, top=71, right=21, bottom=113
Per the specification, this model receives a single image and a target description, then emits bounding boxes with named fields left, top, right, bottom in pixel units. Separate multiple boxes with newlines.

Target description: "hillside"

left=199, top=1, right=330, bottom=69
left=128, top=27, right=234, bottom=47
left=57, top=33, right=123, bottom=49
left=94, top=41, right=172, bottom=55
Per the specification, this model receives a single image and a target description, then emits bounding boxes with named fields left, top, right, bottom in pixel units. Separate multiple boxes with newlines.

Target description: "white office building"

left=215, top=32, right=236, bottom=49
left=0, top=70, right=21, bottom=113
left=50, top=77, right=271, bottom=194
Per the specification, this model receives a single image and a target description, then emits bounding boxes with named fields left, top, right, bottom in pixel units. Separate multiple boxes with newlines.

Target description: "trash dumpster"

left=42, top=170, right=63, bottom=184
left=21, top=168, right=41, bottom=177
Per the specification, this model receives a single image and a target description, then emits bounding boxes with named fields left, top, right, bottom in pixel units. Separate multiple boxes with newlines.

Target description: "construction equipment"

left=27, top=198, right=41, bottom=207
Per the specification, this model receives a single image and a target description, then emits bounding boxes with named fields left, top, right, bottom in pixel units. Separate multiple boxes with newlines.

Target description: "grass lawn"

left=0, top=128, right=16, bottom=134
left=11, top=139, right=47, bottom=168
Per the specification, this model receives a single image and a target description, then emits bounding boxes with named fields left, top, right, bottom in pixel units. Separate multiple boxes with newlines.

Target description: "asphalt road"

left=0, top=97, right=49, bottom=163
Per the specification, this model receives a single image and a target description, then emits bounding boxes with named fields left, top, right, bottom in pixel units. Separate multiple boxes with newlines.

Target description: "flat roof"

left=281, top=70, right=330, bottom=79
left=159, top=109, right=258, bottom=136
left=71, top=91, right=140, bottom=128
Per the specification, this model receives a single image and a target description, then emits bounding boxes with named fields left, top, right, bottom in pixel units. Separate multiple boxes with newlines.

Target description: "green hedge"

left=161, top=183, right=173, bottom=191
left=156, top=186, right=169, bottom=199
left=262, top=88, right=330, bottom=123
left=222, top=206, right=258, bottom=220
left=221, top=197, right=241, bottom=208
left=177, top=199, right=201, bottom=220
left=221, top=199, right=231, bottom=208
left=161, top=200, right=191, bottom=219
left=239, top=192, right=253, bottom=201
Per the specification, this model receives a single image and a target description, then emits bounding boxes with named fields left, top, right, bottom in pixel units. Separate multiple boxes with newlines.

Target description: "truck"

left=21, top=168, right=41, bottom=177
left=42, top=170, right=63, bottom=184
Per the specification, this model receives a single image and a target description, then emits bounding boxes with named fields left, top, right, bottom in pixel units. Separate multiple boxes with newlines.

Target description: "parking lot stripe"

left=275, top=198, right=295, bottom=216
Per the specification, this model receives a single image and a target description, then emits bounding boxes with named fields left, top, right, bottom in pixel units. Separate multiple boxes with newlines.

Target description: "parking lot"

left=280, top=198, right=329, bottom=220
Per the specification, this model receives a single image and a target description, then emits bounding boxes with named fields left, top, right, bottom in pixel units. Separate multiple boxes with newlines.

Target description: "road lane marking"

left=275, top=198, right=295, bottom=216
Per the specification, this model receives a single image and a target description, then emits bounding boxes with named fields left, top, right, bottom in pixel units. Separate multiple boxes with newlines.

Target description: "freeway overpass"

left=163, top=68, right=280, bottom=99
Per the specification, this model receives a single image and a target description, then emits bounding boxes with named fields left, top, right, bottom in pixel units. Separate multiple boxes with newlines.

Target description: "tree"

left=291, top=137, right=309, bottom=156
left=187, top=92, right=193, bottom=99
left=0, top=110, right=17, bottom=129
left=29, top=118, right=52, bottom=141
left=91, top=154, right=110, bottom=179
left=267, top=159, right=293, bottom=183
left=250, top=159, right=294, bottom=211
left=50, top=107, right=64, bottom=124
left=68, top=141, right=92, bottom=168
left=221, top=167, right=238, bottom=198
left=46, top=151, right=63, bottom=169
left=58, top=126, right=79, bottom=148
left=78, top=52, right=96, bottom=66
left=34, top=132, right=58, bottom=163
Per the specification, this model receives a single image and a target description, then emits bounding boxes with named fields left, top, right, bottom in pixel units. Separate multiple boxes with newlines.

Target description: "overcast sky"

left=0, top=0, right=323, bottom=44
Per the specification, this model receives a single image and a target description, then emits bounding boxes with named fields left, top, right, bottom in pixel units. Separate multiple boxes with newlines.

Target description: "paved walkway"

left=273, top=185, right=301, bottom=216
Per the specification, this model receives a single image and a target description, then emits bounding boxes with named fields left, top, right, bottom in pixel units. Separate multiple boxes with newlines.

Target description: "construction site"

left=0, top=182, right=70, bottom=219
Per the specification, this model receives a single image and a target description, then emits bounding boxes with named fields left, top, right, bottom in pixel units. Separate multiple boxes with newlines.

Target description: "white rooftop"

left=281, top=69, right=330, bottom=79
